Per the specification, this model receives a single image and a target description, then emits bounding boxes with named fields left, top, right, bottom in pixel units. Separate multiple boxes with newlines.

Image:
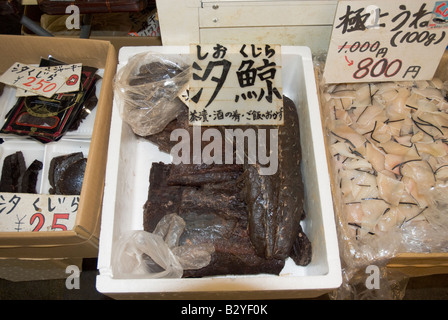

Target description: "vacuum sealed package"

left=113, top=51, right=191, bottom=137
left=0, top=58, right=100, bottom=143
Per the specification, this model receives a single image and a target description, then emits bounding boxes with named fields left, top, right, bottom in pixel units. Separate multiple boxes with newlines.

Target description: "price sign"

left=0, top=193, right=78, bottom=232
left=189, top=44, right=283, bottom=126
left=0, top=62, right=82, bottom=98
left=323, top=1, right=448, bottom=83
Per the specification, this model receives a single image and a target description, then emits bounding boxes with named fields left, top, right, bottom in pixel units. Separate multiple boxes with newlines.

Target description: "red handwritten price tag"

left=323, top=1, right=448, bottom=83
left=0, top=62, right=82, bottom=98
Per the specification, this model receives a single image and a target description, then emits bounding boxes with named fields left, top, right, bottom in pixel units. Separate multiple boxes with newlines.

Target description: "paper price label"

left=323, top=1, right=448, bottom=84
left=0, top=62, right=82, bottom=98
left=0, top=193, right=79, bottom=232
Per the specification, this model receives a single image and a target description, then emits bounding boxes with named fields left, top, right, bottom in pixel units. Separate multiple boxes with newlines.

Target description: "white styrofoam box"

left=96, top=46, right=342, bottom=299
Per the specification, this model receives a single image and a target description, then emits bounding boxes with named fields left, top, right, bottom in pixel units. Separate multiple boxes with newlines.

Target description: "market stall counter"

left=0, top=35, right=117, bottom=281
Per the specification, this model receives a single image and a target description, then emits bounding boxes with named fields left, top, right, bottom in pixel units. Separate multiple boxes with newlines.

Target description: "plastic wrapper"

left=114, top=51, right=190, bottom=137
left=113, top=214, right=214, bottom=279
left=314, top=53, right=448, bottom=299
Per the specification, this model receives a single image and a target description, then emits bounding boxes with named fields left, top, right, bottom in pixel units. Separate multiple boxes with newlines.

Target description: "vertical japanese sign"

left=0, top=194, right=79, bottom=232
left=323, top=1, right=448, bottom=83
left=189, top=44, right=283, bottom=126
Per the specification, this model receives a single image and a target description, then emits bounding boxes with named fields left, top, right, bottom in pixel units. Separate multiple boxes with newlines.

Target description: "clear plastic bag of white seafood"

left=315, top=53, right=448, bottom=299
left=113, top=51, right=191, bottom=136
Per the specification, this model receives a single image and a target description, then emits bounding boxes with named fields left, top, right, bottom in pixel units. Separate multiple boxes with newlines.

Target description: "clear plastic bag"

left=113, top=214, right=214, bottom=279
left=114, top=51, right=191, bottom=136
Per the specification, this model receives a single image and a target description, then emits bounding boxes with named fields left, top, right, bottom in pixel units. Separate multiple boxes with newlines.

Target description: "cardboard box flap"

left=0, top=35, right=112, bottom=73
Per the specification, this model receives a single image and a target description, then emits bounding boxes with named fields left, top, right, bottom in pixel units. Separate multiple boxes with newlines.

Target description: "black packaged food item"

left=0, top=63, right=99, bottom=143
left=0, top=151, right=43, bottom=194
left=18, top=159, right=43, bottom=194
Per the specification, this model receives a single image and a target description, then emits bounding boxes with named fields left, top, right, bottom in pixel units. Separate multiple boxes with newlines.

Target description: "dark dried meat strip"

left=57, top=157, right=87, bottom=195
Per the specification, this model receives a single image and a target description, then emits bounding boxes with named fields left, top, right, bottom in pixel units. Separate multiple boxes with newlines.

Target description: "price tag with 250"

left=0, top=62, right=82, bottom=98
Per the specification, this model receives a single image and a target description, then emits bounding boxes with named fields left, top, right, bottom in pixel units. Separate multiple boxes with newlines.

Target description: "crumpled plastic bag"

left=113, top=214, right=214, bottom=279
left=114, top=51, right=191, bottom=136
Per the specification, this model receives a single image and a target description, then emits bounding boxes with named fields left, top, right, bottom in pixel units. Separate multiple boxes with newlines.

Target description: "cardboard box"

left=156, top=0, right=337, bottom=53
left=317, top=51, right=448, bottom=279
left=96, top=46, right=342, bottom=299
left=0, top=35, right=117, bottom=261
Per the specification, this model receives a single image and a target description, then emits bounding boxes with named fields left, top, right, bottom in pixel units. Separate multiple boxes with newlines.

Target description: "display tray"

left=96, top=45, right=342, bottom=299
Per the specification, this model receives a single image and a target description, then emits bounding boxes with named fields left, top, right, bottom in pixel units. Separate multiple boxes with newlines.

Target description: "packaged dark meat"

left=143, top=162, right=183, bottom=233
left=242, top=96, right=306, bottom=261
